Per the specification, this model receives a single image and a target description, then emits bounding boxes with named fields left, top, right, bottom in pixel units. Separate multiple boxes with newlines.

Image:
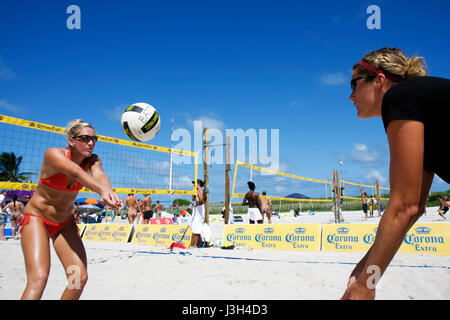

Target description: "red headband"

left=358, top=60, right=403, bottom=82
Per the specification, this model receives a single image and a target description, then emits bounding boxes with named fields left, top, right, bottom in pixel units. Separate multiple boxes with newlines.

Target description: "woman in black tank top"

left=343, top=47, right=450, bottom=300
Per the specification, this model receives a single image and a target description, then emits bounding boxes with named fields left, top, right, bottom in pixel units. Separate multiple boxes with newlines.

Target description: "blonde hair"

left=64, top=119, right=94, bottom=138
left=354, top=47, right=428, bottom=81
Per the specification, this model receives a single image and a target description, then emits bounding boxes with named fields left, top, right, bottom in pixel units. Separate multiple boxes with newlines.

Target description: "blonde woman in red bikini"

left=18, top=119, right=122, bottom=299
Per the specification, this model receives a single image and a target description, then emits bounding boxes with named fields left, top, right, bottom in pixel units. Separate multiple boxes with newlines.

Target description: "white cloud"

left=0, top=100, right=24, bottom=113
left=365, top=170, right=387, bottom=185
left=104, top=105, right=124, bottom=122
left=320, top=72, right=346, bottom=86
left=0, top=57, right=16, bottom=80
left=274, top=185, right=284, bottom=194
left=186, top=110, right=226, bottom=131
left=350, top=143, right=380, bottom=163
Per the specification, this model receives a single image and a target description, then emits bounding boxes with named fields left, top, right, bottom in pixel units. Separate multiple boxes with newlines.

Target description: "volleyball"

left=121, top=102, right=161, bottom=142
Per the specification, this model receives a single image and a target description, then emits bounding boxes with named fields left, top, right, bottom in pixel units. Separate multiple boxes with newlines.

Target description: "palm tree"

left=0, top=152, right=37, bottom=182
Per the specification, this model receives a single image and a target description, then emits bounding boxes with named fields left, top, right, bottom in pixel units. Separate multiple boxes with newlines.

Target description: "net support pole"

left=225, top=136, right=230, bottom=224
left=169, top=114, right=174, bottom=192
left=333, top=169, right=341, bottom=224
left=375, top=180, right=381, bottom=216
left=203, top=127, right=209, bottom=225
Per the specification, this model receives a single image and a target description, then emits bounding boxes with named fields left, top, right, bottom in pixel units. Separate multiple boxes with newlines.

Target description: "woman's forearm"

left=356, top=204, right=419, bottom=287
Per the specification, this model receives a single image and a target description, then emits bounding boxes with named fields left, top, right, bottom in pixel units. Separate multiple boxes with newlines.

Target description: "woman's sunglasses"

left=73, top=135, right=98, bottom=143
left=350, top=75, right=376, bottom=92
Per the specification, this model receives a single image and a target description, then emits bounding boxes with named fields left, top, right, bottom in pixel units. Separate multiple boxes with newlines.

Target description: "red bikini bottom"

left=17, top=213, right=73, bottom=237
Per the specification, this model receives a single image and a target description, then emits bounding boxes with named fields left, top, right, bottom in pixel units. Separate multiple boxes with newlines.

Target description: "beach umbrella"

left=79, top=204, right=102, bottom=213
left=6, top=190, right=35, bottom=202
left=6, top=190, right=35, bottom=198
left=173, top=209, right=188, bottom=215
left=75, top=197, right=104, bottom=208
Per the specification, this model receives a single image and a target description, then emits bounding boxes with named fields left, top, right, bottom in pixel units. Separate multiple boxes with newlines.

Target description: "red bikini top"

left=39, top=150, right=85, bottom=192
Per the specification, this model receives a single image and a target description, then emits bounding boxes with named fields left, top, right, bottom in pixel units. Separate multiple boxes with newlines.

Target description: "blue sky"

left=1, top=0, right=449, bottom=202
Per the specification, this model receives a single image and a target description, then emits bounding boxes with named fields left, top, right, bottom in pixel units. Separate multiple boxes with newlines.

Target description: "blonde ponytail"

left=354, top=47, right=428, bottom=81
left=405, top=56, right=428, bottom=79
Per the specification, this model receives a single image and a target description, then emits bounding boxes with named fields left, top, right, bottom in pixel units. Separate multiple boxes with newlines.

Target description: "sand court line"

left=87, top=246, right=450, bottom=270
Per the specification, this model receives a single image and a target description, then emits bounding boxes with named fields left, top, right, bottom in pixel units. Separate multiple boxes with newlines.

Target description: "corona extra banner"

left=322, top=224, right=378, bottom=253
left=222, top=224, right=321, bottom=251
left=398, top=223, right=450, bottom=256
left=131, top=224, right=192, bottom=248
left=322, top=223, right=450, bottom=255
left=82, top=224, right=133, bottom=243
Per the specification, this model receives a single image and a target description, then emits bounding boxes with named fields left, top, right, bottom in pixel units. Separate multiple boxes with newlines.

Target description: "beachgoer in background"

left=140, top=194, right=153, bottom=224
left=155, top=200, right=162, bottom=218
left=4, top=195, right=24, bottom=239
left=260, top=190, right=273, bottom=224
left=124, top=193, right=140, bottom=224
left=437, top=196, right=449, bottom=220
left=191, top=179, right=205, bottom=248
left=0, top=190, right=7, bottom=241
left=360, top=187, right=368, bottom=219
left=221, top=204, right=234, bottom=224
left=242, top=181, right=263, bottom=224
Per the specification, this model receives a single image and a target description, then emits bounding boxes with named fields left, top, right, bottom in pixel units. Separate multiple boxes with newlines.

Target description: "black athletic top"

left=382, top=76, right=450, bottom=184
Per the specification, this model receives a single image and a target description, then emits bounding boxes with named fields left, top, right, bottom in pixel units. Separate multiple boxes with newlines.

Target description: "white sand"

left=1, top=207, right=449, bottom=300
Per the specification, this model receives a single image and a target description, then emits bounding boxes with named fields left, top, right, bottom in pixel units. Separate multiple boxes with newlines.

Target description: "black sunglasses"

left=73, top=135, right=98, bottom=143
left=350, top=75, right=376, bottom=92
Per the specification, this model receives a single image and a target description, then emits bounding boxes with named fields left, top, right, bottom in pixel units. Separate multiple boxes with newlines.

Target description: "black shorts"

left=442, top=207, right=449, bottom=214
left=362, top=204, right=368, bottom=213
left=143, top=210, right=153, bottom=219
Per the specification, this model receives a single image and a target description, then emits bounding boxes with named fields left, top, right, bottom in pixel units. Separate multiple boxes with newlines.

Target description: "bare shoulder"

left=42, top=148, right=68, bottom=168
left=44, top=147, right=66, bottom=159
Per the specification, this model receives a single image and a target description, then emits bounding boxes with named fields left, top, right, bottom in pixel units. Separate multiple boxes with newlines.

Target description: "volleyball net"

left=0, top=114, right=198, bottom=196
left=231, top=160, right=333, bottom=202
left=339, top=180, right=390, bottom=201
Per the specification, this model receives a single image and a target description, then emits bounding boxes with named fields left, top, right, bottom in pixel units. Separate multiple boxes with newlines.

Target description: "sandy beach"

left=1, top=207, right=449, bottom=300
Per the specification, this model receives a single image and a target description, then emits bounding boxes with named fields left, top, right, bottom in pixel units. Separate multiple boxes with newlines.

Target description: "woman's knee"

left=28, top=270, right=49, bottom=290
left=389, top=202, right=421, bottom=220
left=66, top=265, right=88, bottom=289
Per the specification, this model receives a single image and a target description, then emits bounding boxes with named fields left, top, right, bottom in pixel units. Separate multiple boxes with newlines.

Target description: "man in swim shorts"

left=154, top=200, right=163, bottom=218
left=360, top=187, right=369, bottom=219
left=140, top=194, right=153, bottom=224
left=242, top=181, right=263, bottom=224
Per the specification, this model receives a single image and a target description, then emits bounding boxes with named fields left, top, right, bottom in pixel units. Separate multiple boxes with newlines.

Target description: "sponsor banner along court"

left=78, top=221, right=449, bottom=255
left=131, top=224, right=192, bottom=248
left=322, top=224, right=377, bottom=253
left=398, top=223, right=449, bottom=255
left=322, top=223, right=450, bottom=255
left=82, top=224, right=133, bottom=243
left=222, top=224, right=321, bottom=251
